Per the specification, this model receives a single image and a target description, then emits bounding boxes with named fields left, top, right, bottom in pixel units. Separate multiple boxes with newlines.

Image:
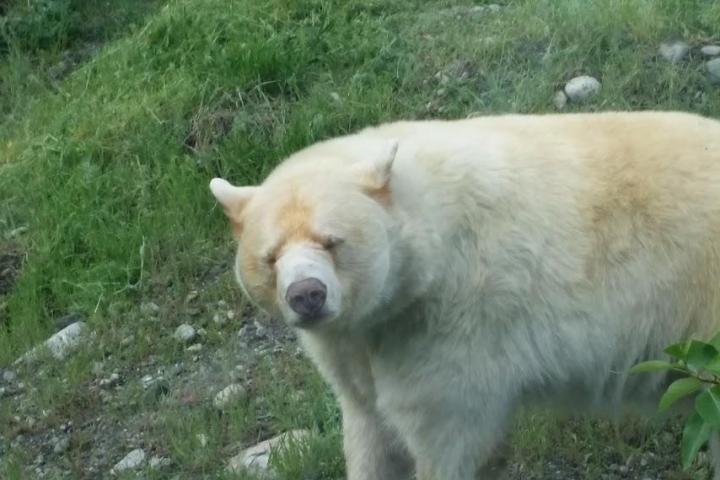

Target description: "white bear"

left=210, top=111, right=720, bottom=480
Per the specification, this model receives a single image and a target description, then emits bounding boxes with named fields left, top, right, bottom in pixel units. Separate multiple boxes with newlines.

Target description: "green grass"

left=1, top=0, right=720, bottom=478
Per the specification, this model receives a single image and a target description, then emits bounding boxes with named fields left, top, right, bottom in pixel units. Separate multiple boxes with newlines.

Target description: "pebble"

left=186, top=343, right=203, bottom=352
left=701, top=45, right=720, bottom=57
left=227, top=430, right=310, bottom=474
left=213, top=383, right=247, bottom=410
left=659, top=41, right=689, bottom=63
left=707, top=58, right=720, bottom=83
left=564, top=75, right=601, bottom=102
left=553, top=90, right=568, bottom=110
left=173, top=324, right=197, bottom=344
left=53, top=436, right=70, bottom=454
left=111, top=448, right=146, bottom=474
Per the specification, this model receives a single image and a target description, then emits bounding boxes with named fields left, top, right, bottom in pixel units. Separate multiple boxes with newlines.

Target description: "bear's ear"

left=209, top=178, right=258, bottom=237
left=353, top=139, right=399, bottom=195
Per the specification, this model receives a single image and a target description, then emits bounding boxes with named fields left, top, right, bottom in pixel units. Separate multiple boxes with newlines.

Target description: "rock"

left=16, top=322, right=88, bottom=364
left=564, top=75, right=601, bottom=102
left=213, top=312, right=227, bottom=326
left=53, top=437, right=70, bottom=454
left=111, top=449, right=146, bottom=474
left=186, top=343, right=203, bottom=352
left=552, top=90, right=567, bottom=110
left=140, top=301, right=160, bottom=316
left=701, top=45, right=720, bottom=57
left=707, top=58, right=720, bottom=83
left=173, top=324, right=196, bottom=344
left=659, top=41, right=689, bottom=63
left=214, top=383, right=247, bottom=410
left=149, top=455, right=169, bottom=469
left=2, top=369, right=17, bottom=383
left=227, top=430, right=310, bottom=474
left=99, top=372, right=120, bottom=388
left=196, top=433, right=208, bottom=447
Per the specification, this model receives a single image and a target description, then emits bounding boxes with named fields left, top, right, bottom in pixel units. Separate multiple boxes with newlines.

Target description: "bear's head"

left=210, top=138, right=399, bottom=331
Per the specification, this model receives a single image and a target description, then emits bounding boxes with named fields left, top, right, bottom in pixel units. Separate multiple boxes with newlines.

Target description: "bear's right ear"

left=209, top=178, right=258, bottom=237
left=352, top=139, right=399, bottom=202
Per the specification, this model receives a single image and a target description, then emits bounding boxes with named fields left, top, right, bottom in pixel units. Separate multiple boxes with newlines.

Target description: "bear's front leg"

left=341, top=397, right=414, bottom=480
left=393, top=397, right=513, bottom=480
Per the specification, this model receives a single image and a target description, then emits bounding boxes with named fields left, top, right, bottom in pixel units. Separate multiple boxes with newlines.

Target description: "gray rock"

left=227, top=430, right=310, bottom=474
left=213, top=383, right=247, bottom=410
left=707, top=58, right=720, bottom=83
left=140, top=301, right=160, bottom=316
left=173, top=324, right=196, bottom=344
left=53, top=437, right=70, bottom=454
left=111, top=448, right=146, bottom=474
left=659, top=41, right=689, bottom=63
left=149, top=455, right=169, bottom=469
left=701, top=45, right=720, bottom=57
left=553, top=90, right=567, bottom=110
left=16, top=321, right=88, bottom=364
left=564, top=76, right=601, bottom=102
left=2, top=369, right=17, bottom=383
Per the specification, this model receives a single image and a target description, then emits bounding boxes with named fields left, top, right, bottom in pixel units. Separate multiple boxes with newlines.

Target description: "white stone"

left=564, top=75, right=601, bottom=102
left=701, top=45, right=720, bottom=57
left=707, top=58, right=720, bottom=83
left=16, top=322, right=88, bottom=364
left=552, top=90, right=567, bottom=110
left=659, top=41, right=689, bottom=63
left=111, top=448, right=146, bottom=474
left=186, top=343, right=203, bottom=352
left=173, top=324, right=196, bottom=343
left=213, top=383, right=247, bottom=410
left=227, top=430, right=310, bottom=474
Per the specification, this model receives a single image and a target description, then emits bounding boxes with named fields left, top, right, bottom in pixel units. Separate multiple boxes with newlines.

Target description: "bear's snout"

left=285, top=278, right=327, bottom=320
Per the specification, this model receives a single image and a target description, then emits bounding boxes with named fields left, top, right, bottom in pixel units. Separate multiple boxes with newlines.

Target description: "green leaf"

left=687, top=341, right=719, bottom=371
left=681, top=411, right=713, bottom=470
left=659, top=377, right=702, bottom=412
left=629, top=360, right=676, bottom=374
left=665, top=341, right=691, bottom=361
left=704, top=354, right=720, bottom=376
left=695, top=386, right=720, bottom=428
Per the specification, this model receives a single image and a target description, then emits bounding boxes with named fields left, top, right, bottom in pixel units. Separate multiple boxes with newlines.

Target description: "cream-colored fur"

left=210, top=111, right=720, bottom=479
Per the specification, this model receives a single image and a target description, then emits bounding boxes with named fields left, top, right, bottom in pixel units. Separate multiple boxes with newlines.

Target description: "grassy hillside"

left=1, top=0, right=719, bottom=478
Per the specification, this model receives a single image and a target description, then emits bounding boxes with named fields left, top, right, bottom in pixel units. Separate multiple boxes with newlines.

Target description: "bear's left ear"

left=210, top=178, right=258, bottom=237
left=353, top=139, right=399, bottom=194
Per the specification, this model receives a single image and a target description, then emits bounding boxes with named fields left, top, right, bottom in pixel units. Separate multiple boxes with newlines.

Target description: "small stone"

left=196, top=433, right=208, bottom=447
left=99, top=372, right=120, bottom=388
left=329, top=92, right=341, bottom=102
left=213, top=312, right=227, bottom=326
left=111, top=449, right=146, bottom=474
left=707, top=58, right=720, bottom=83
left=185, top=290, right=199, bottom=303
left=659, top=41, right=689, bottom=63
left=173, top=324, right=196, bottom=344
left=553, top=90, right=567, bottom=110
left=213, top=383, right=247, bottom=410
left=701, top=45, right=720, bottom=57
left=226, top=310, right=236, bottom=321
left=253, top=320, right=267, bottom=338
left=2, top=369, right=17, bottom=383
left=227, top=430, right=310, bottom=474
left=196, top=328, right=207, bottom=337
left=141, top=374, right=155, bottom=389
left=149, top=455, right=169, bottom=469
left=53, top=437, right=70, bottom=454
left=186, top=343, right=203, bottom=352
left=141, top=302, right=160, bottom=316
left=564, top=75, right=601, bottom=102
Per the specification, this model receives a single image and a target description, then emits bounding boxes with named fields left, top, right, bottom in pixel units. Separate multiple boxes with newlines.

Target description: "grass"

left=1, top=0, right=719, bottom=478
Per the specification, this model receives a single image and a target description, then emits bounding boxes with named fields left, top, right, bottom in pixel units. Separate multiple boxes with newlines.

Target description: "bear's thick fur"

left=211, top=111, right=720, bottom=479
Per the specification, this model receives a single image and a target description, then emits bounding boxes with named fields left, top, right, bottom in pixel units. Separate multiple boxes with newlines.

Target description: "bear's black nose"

left=286, top=278, right=327, bottom=319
